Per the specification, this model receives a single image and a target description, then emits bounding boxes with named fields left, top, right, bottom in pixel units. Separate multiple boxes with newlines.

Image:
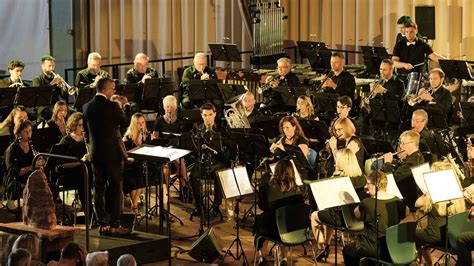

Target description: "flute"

left=379, top=150, right=405, bottom=160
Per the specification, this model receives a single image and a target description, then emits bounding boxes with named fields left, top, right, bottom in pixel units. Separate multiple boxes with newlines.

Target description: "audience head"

left=60, top=242, right=85, bottom=266
left=430, top=68, right=445, bottom=89
left=7, top=60, right=25, bottom=82
left=365, top=170, right=388, bottom=195
left=193, top=52, right=207, bottom=73
left=66, top=112, right=84, bottom=135
left=96, top=77, right=115, bottom=99
left=277, top=57, right=291, bottom=77
left=241, top=91, right=256, bottom=112
left=86, top=251, right=108, bottom=266
left=133, top=53, right=150, bottom=74
left=296, top=95, right=314, bottom=117
left=52, top=100, right=69, bottom=122
left=7, top=248, right=31, bottom=266
left=330, top=52, right=345, bottom=72
left=271, top=159, right=298, bottom=192
left=41, top=55, right=56, bottom=76
left=334, top=117, right=356, bottom=139
left=12, top=234, right=40, bottom=260
left=87, top=52, right=102, bottom=75
left=163, top=95, right=178, bottom=115
left=411, top=109, right=428, bottom=133
left=279, top=115, right=306, bottom=140
left=403, top=21, right=418, bottom=42
left=336, top=96, right=352, bottom=118
left=117, top=254, right=137, bottom=266
left=200, top=103, right=217, bottom=128
left=335, top=148, right=363, bottom=178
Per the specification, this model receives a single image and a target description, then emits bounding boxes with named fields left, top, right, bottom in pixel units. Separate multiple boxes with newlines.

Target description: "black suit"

left=83, top=94, right=128, bottom=227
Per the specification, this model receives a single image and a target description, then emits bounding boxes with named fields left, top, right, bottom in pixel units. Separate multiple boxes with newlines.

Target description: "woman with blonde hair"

left=294, top=95, right=316, bottom=120
left=46, top=100, right=68, bottom=143
left=329, top=117, right=364, bottom=170
left=415, top=161, right=467, bottom=265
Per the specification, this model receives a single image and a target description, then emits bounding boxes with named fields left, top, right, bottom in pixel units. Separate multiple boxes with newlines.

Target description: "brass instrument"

left=318, top=139, right=333, bottom=162
left=407, top=87, right=433, bottom=106
left=224, top=96, right=251, bottom=128
left=444, top=153, right=467, bottom=181
left=52, top=72, right=78, bottom=95
left=257, top=76, right=278, bottom=94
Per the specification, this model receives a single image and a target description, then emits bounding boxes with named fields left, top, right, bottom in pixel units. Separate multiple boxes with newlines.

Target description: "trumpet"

left=406, top=87, right=433, bottom=106
left=257, top=76, right=278, bottom=94
left=52, top=72, right=78, bottom=95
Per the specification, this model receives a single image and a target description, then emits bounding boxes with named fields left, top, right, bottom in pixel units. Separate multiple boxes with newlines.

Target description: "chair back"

left=341, top=203, right=364, bottom=232
left=308, top=148, right=317, bottom=169
left=275, top=203, right=310, bottom=245
left=448, top=211, right=474, bottom=250
left=385, top=222, right=417, bottom=265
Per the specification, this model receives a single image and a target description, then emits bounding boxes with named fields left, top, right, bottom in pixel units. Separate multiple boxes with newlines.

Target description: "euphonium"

left=407, top=87, right=433, bottom=106
left=224, top=97, right=251, bottom=128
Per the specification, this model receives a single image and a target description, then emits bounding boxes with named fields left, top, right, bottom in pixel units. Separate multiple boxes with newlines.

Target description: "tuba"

left=224, top=96, right=251, bottom=128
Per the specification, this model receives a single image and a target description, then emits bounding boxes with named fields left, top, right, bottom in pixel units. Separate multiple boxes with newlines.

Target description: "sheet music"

left=309, top=176, right=360, bottom=210
left=386, top=174, right=404, bottom=199
left=424, top=169, right=464, bottom=203
left=269, top=160, right=303, bottom=186
left=411, top=163, right=430, bottom=194
left=217, top=166, right=253, bottom=199
left=129, top=146, right=191, bottom=161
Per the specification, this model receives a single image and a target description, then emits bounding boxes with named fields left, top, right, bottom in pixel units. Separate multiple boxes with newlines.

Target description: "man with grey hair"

left=75, top=52, right=110, bottom=88
left=180, top=52, right=216, bottom=108
left=125, top=52, right=158, bottom=84
left=117, top=254, right=137, bottom=266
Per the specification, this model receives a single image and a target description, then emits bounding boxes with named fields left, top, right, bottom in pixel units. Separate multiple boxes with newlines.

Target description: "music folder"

left=423, top=169, right=464, bottom=203
left=217, top=166, right=253, bottom=199
left=309, top=176, right=360, bottom=210
left=128, top=144, right=191, bottom=163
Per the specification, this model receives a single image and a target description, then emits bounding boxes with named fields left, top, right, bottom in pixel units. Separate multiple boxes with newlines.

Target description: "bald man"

left=125, top=53, right=158, bottom=84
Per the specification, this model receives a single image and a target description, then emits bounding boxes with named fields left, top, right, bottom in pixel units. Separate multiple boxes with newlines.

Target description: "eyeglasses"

left=399, top=141, right=414, bottom=146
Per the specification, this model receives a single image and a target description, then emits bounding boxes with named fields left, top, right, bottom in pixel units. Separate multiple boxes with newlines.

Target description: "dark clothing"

left=342, top=197, right=407, bottom=266
left=323, top=71, right=356, bottom=100
left=124, top=67, right=158, bottom=84
left=47, top=119, right=66, bottom=145
left=419, top=128, right=448, bottom=163
left=346, top=136, right=365, bottom=171
left=393, top=38, right=433, bottom=75
left=32, top=73, right=67, bottom=101
left=254, top=173, right=304, bottom=250
left=456, top=232, right=474, bottom=266
left=83, top=94, right=128, bottom=227
left=3, top=141, right=33, bottom=199
left=274, top=72, right=301, bottom=87
left=246, top=108, right=263, bottom=126
left=122, top=135, right=150, bottom=193
left=383, top=150, right=424, bottom=208
left=415, top=207, right=445, bottom=246
left=260, top=72, right=301, bottom=114
left=377, top=75, right=405, bottom=102
left=75, top=69, right=110, bottom=88
left=180, top=65, right=216, bottom=108
left=426, top=86, right=452, bottom=116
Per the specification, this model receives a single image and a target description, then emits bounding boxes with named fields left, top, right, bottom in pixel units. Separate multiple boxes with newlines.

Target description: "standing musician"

left=82, top=77, right=129, bottom=236
left=240, top=91, right=262, bottom=125
left=32, top=55, right=71, bottom=101
left=260, top=58, right=301, bottom=114
left=411, top=109, right=448, bottom=163
left=180, top=52, right=216, bottom=109
left=395, top=16, right=412, bottom=43
left=294, top=95, right=317, bottom=120
left=269, top=116, right=309, bottom=159
left=382, top=130, right=424, bottom=209
left=125, top=53, right=158, bottom=84
left=329, top=117, right=364, bottom=170
left=189, top=103, right=227, bottom=217
left=415, top=68, right=452, bottom=116
left=0, top=60, right=26, bottom=88
left=322, top=53, right=356, bottom=101
left=392, top=21, right=444, bottom=76
left=75, top=52, right=110, bottom=89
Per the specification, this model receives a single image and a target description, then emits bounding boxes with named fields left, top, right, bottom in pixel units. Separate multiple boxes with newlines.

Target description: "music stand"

left=179, top=108, right=203, bottom=124
left=217, top=166, right=253, bottom=265
left=188, top=79, right=222, bottom=102
left=117, top=83, right=141, bottom=103
left=143, top=78, right=174, bottom=101
left=217, top=83, right=247, bottom=104
left=74, top=87, right=95, bottom=111
left=274, top=86, right=308, bottom=107
left=251, top=115, right=281, bottom=139
left=460, top=102, right=474, bottom=125
left=439, top=59, right=473, bottom=80
left=415, top=106, right=449, bottom=130
left=360, top=138, right=395, bottom=171
left=282, top=143, right=313, bottom=180
left=296, top=41, right=327, bottom=60
left=312, top=92, right=339, bottom=121
left=297, top=119, right=330, bottom=143
left=31, top=127, right=59, bottom=153
left=360, top=46, right=391, bottom=76
left=0, top=87, right=18, bottom=108
left=208, top=43, right=242, bottom=65
left=370, top=99, right=401, bottom=126
left=306, top=50, right=332, bottom=71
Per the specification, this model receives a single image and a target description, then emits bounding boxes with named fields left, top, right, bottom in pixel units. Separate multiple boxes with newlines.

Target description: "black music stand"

left=179, top=108, right=203, bottom=124
left=251, top=115, right=281, bottom=139
left=312, top=92, right=339, bottom=121
left=296, top=41, right=327, bottom=60
left=0, top=87, right=18, bottom=108
left=361, top=46, right=391, bottom=77
left=306, top=50, right=332, bottom=71
left=16, top=85, right=57, bottom=107
left=439, top=59, right=473, bottom=80
left=415, top=105, right=449, bottom=130
left=117, top=83, right=141, bottom=103
left=360, top=138, right=394, bottom=156
left=143, top=78, right=174, bottom=101
left=217, top=83, right=247, bottom=104
left=74, top=87, right=95, bottom=111
left=460, top=102, right=474, bottom=125
left=188, top=79, right=223, bottom=109
left=370, top=99, right=401, bottom=126
left=274, top=86, right=308, bottom=107
left=208, top=43, right=242, bottom=66
left=31, top=127, right=59, bottom=153
left=297, top=119, right=330, bottom=143
left=282, top=143, right=313, bottom=180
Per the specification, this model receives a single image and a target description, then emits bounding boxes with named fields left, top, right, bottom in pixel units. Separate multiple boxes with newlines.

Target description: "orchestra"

left=3, top=14, right=474, bottom=265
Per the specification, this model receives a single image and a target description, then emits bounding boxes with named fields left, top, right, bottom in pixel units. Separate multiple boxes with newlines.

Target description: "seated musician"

left=382, top=130, right=424, bottom=209
left=125, top=53, right=158, bottom=84
left=328, top=96, right=358, bottom=135
left=329, top=117, right=364, bottom=170
left=152, top=95, right=188, bottom=203
left=32, top=55, right=70, bottom=101
left=269, top=115, right=309, bottom=159
left=415, top=68, right=452, bottom=116
left=260, top=57, right=301, bottom=114
left=44, top=100, right=69, bottom=144
left=3, top=120, right=45, bottom=210
left=0, top=60, right=27, bottom=88
left=75, top=52, right=110, bottom=89
left=311, top=148, right=367, bottom=261
left=180, top=52, right=216, bottom=109
left=342, top=171, right=408, bottom=265
left=322, top=53, right=356, bottom=101
left=254, top=159, right=305, bottom=265
left=411, top=109, right=448, bottom=163
left=415, top=161, right=466, bottom=265
left=58, top=112, right=93, bottom=212
left=189, top=103, right=227, bottom=217
left=369, top=59, right=405, bottom=102
left=293, top=95, right=317, bottom=120
left=240, top=91, right=262, bottom=125
left=122, top=113, right=154, bottom=217
left=0, top=106, right=27, bottom=136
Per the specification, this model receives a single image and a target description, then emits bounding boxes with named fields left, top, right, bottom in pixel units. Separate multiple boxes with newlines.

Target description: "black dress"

left=415, top=207, right=446, bottom=246
left=3, top=140, right=34, bottom=199
left=123, top=135, right=151, bottom=194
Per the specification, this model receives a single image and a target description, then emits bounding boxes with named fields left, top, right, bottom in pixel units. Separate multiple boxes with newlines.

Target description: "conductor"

left=83, top=77, right=130, bottom=236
